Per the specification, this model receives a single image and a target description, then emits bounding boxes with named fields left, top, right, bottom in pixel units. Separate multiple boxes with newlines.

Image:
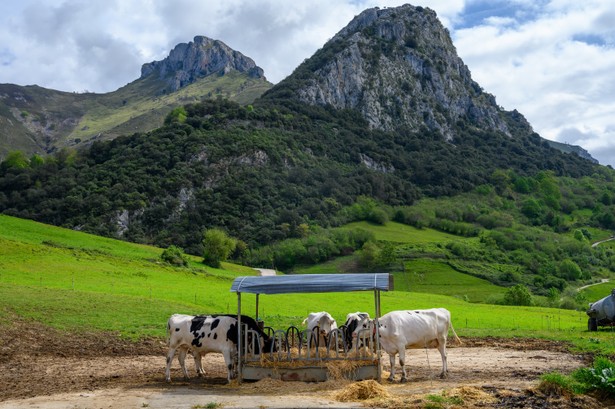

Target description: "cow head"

left=316, top=312, right=337, bottom=336
left=344, top=312, right=370, bottom=349
left=350, top=314, right=373, bottom=339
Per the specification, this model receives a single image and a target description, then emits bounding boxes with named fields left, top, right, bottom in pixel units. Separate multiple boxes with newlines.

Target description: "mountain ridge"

left=140, top=35, right=266, bottom=93
left=264, top=5, right=511, bottom=139
left=0, top=35, right=272, bottom=159
left=0, top=4, right=604, bottom=252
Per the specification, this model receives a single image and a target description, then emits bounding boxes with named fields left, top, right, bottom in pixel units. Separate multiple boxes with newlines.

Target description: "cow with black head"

left=343, top=311, right=371, bottom=351
left=165, top=314, right=273, bottom=383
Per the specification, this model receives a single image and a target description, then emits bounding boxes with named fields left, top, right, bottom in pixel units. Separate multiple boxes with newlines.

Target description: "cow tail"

left=449, top=320, right=462, bottom=345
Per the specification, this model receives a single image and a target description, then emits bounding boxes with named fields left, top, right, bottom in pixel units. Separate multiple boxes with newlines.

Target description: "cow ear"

left=359, top=313, right=368, bottom=319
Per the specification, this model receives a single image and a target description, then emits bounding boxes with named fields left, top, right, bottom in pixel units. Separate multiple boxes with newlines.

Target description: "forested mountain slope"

left=0, top=5, right=602, bottom=255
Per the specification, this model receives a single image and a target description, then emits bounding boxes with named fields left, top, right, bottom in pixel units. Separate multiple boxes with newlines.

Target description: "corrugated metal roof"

left=230, top=273, right=393, bottom=294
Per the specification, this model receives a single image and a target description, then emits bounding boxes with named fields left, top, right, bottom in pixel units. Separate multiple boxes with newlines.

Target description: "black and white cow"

left=350, top=308, right=461, bottom=382
left=302, top=311, right=338, bottom=347
left=343, top=311, right=371, bottom=351
left=165, top=314, right=273, bottom=383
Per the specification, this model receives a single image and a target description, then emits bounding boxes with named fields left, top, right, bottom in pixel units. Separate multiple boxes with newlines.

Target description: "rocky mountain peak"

left=273, top=5, right=515, bottom=139
left=141, top=35, right=265, bottom=92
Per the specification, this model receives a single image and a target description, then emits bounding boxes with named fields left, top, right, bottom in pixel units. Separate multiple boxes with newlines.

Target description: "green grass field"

left=394, top=259, right=507, bottom=302
left=343, top=221, right=460, bottom=243
left=580, top=281, right=614, bottom=305
left=2, top=214, right=615, bottom=355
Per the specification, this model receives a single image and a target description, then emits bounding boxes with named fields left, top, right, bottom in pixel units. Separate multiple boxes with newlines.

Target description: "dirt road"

left=0, top=320, right=605, bottom=408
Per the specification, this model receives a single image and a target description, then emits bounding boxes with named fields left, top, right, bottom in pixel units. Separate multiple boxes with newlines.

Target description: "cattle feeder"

left=230, top=273, right=393, bottom=383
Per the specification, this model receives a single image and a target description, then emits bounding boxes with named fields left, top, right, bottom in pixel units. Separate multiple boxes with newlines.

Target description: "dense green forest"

left=0, top=99, right=607, bottom=263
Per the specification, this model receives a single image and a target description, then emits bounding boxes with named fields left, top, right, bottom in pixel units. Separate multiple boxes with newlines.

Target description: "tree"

left=557, top=259, right=583, bottom=280
left=202, top=228, right=236, bottom=268
left=1, top=151, right=29, bottom=171
left=165, top=106, right=187, bottom=124
left=503, top=284, right=533, bottom=306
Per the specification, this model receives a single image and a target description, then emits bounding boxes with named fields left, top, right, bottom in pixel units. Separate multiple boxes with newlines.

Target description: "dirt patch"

left=0, top=319, right=607, bottom=408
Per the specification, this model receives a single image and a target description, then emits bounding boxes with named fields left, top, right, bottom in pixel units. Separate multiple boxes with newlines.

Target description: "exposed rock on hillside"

left=141, top=36, right=266, bottom=92
left=275, top=5, right=512, bottom=139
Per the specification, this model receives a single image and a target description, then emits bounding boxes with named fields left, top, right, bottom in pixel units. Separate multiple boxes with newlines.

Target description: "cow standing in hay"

left=351, top=308, right=461, bottom=382
left=165, top=314, right=273, bottom=383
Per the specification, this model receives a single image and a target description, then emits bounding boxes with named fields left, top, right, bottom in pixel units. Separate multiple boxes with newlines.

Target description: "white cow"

left=165, top=314, right=273, bottom=383
left=351, top=308, right=461, bottom=382
left=302, top=311, right=338, bottom=347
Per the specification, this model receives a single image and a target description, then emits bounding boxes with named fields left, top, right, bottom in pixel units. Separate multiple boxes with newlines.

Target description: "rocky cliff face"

left=283, top=5, right=514, bottom=139
left=141, top=36, right=266, bottom=92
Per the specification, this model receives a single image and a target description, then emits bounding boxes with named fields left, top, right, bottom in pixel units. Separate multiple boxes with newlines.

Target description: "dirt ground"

left=0, top=319, right=611, bottom=408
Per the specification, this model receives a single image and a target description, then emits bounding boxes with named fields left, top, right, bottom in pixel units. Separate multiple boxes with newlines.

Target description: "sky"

left=0, top=0, right=614, bottom=167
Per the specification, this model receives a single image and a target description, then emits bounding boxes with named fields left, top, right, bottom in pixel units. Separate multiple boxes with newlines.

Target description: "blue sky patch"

left=0, top=48, right=15, bottom=66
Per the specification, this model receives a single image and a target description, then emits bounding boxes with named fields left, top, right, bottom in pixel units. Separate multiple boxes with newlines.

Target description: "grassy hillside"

left=0, top=214, right=253, bottom=337
left=580, top=282, right=615, bottom=306
left=295, top=222, right=507, bottom=303
left=66, top=72, right=271, bottom=145
left=3, top=214, right=615, bottom=356
left=0, top=73, right=272, bottom=160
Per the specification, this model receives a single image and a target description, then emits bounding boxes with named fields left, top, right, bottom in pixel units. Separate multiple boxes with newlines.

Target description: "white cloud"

left=452, top=0, right=615, bottom=167
left=0, top=0, right=465, bottom=90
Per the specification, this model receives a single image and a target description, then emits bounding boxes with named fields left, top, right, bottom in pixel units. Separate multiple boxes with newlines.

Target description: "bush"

left=161, top=245, right=188, bottom=267
left=572, top=356, right=615, bottom=398
left=503, top=284, right=533, bottom=306
left=357, top=241, right=397, bottom=271
left=557, top=259, right=583, bottom=280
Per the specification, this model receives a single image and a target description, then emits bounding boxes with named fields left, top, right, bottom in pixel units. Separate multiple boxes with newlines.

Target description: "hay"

left=335, top=380, right=391, bottom=402
left=245, top=346, right=376, bottom=370
left=448, top=386, right=498, bottom=405
left=325, top=359, right=363, bottom=380
left=239, top=377, right=287, bottom=392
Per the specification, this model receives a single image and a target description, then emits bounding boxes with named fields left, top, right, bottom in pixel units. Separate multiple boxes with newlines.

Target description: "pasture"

left=1, top=214, right=614, bottom=356
left=5, top=214, right=615, bottom=408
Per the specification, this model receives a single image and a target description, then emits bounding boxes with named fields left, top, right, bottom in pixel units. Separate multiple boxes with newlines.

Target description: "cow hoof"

left=400, top=377, right=408, bottom=383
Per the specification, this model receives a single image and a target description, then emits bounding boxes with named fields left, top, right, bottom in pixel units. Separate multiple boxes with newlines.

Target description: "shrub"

left=572, top=356, right=615, bottom=398
left=503, top=284, right=533, bottom=306
left=160, top=245, right=188, bottom=267
left=557, top=259, right=582, bottom=281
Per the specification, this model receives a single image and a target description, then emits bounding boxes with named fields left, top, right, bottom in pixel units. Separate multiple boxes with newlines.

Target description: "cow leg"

left=178, top=348, right=189, bottom=379
left=399, top=349, right=408, bottom=383
left=230, top=349, right=238, bottom=379
left=165, top=347, right=176, bottom=382
left=193, top=351, right=204, bottom=377
left=437, top=341, right=448, bottom=378
left=222, top=350, right=236, bottom=383
left=388, top=353, right=397, bottom=382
